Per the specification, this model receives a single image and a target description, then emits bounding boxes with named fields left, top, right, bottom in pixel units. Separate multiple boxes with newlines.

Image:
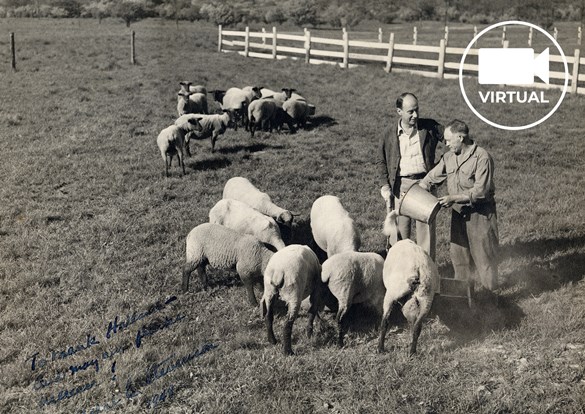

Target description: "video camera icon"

left=478, top=48, right=550, bottom=85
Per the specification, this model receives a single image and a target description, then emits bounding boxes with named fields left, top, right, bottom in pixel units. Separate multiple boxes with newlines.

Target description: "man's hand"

left=438, top=194, right=468, bottom=208
left=380, top=185, right=391, bottom=202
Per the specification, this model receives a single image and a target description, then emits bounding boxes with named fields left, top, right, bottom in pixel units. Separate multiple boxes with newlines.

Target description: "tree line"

left=0, top=0, right=583, bottom=29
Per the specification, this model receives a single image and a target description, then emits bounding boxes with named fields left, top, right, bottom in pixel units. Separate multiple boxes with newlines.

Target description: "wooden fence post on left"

left=218, top=25, right=222, bottom=52
left=304, top=28, right=311, bottom=64
left=130, top=31, right=136, bottom=65
left=10, top=32, right=16, bottom=71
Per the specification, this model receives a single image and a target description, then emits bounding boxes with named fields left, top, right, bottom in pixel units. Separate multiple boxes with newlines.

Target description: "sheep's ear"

left=290, top=88, right=297, bottom=92
left=290, top=211, right=301, bottom=216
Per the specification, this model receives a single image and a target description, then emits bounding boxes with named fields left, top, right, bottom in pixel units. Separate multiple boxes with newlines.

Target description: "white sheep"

left=177, top=91, right=208, bottom=116
left=209, top=198, right=286, bottom=251
left=220, top=86, right=262, bottom=130
left=156, top=117, right=201, bottom=177
left=248, top=98, right=277, bottom=137
left=260, top=244, right=322, bottom=355
left=377, top=239, right=439, bottom=356
left=183, top=223, right=274, bottom=306
left=321, top=251, right=385, bottom=347
left=310, top=195, right=361, bottom=258
left=281, top=88, right=314, bottom=129
left=175, top=111, right=233, bottom=153
left=222, top=177, right=295, bottom=240
left=177, top=82, right=209, bottom=116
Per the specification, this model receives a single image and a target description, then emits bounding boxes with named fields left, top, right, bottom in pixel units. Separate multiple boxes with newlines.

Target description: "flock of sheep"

left=157, top=81, right=315, bottom=177
left=182, top=177, right=439, bottom=356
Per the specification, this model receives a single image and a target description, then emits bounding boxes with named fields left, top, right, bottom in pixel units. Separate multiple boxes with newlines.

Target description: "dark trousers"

left=450, top=205, right=499, bottom=291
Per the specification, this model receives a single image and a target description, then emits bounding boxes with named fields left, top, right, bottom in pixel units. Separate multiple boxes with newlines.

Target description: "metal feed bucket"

left=397, top=183, right=441, bottom=224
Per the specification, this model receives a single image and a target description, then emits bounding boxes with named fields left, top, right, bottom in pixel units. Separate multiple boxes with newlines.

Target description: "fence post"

left=503, top=40, right=509, bottom=48
left=571, top=48, right=581, bottom=93
left=342, top=29, right=349, bottom=69
left=10, top=32, right=16, bottom=71
left=528, top=27, right=533, bottom=47
left=438, top=38, right=446, bottom=79
left=385, top=32, right=395, bottom=73
left=218, top=24, right=222, bottom=52
left=444, top=25, right=449, bottom=45
left=413, top=26, right=417, bottom=45
left=244, top=26, right=249, bottom=57
left=553, top=27, right=558, bottom=40
left=262, top=27, right=266, bottom=45
left=304, top=29, right=311, bottom=64
left=579, top=26, right=582, bottom=46
left=272, top=26, right=277, bottom=59
left=473, top=26, right=478, bottom=48
left=130, top=30, right=135, bottom=65
left=378, top=27, right=383, bottom=43
left=502, top=26, right=506, bottom=47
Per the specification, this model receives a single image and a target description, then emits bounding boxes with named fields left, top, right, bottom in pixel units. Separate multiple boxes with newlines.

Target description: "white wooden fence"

left=218, top=25, right=585, bottom=95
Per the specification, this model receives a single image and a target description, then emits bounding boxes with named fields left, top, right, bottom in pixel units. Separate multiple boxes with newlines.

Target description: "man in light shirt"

left=377, top=92, right=444, bottom=259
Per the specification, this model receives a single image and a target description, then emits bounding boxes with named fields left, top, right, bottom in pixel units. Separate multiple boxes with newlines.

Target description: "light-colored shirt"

left=397, top=122, right=426, bottom=176
left=420, top=142, right=496, bottom=207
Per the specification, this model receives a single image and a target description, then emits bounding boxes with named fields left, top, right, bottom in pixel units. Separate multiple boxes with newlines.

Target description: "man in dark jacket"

left=377, top=92, right=444, bottom=259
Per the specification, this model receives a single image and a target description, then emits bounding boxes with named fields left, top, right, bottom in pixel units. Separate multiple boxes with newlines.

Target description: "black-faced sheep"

left=175, top=111, right=234, bottom=153
left=260, top=244, right=322, bottom=355
left=156, top=117, right=201, bottom=177
left=183, top=223, right=274, bottom=306
left=321, top=251, right=385, bottom=347
left=377, top=239, right=439, bottom=356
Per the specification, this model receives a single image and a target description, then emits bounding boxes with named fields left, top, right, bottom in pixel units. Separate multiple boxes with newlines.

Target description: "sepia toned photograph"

left=1, top=0, right=584, bottom=412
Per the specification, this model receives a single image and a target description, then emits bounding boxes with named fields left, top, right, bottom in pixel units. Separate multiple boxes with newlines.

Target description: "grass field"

left=1, top=18, right=585, bottom=414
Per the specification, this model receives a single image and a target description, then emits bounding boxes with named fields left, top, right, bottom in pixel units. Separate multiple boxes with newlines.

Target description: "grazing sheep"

left=183, top=223, right=274, bottom=306
left=281, top=89, right=314, bottom=128
left=260, top=244, right=322, bottom=355
left=377, top=239, right=439, bottom=356
left=310, top=195, right=361, bottom=258
left=248, top=98, right=277, bottom=137
left=219, top=86, right=262, bottom=131
left=321, top=252, right=385, bottom=347
left=209, top=198, right=286, bottom=251
left=222, top=177, right=296, bottom=242
left=156, top=117, right=201, bottom=177
left=179, top=81, right=207, bottom=95
left=175, top=111, right=233, bottom=153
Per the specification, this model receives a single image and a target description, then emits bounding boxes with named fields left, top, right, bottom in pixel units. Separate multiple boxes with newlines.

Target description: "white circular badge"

left=459, top=20, right=569, bottom=131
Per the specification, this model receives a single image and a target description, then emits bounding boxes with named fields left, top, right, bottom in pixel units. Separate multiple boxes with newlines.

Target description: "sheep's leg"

left=306, top=284, right=323, bottom=338
left=210, top=132, right=218, bottom=153
left=196, top=265, right=208, bottom=291
left=377, top=295, right=397, bottom=353
left=249, top=120, right=255, bottom=138
left=178, top=149, right=185, bottom=176
left=336, top=304, right=349, bottom=348
left=164, top=154, right=170, bottom=177
left=283, top=303, right=300, bottom=356
left=263, top=295, right=277, bottom=345
left=182, top=261, right=196, bottom=292
left=244, top=281, right=258, bottom=306
left=405, top=295, right=432, bottom=356
left=409, top=315, right=424, bottom=356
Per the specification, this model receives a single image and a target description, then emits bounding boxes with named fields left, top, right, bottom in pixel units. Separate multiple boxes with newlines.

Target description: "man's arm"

left=376, top=132, right=391, bottom=201
left=419, top=155, right=447, bottom=191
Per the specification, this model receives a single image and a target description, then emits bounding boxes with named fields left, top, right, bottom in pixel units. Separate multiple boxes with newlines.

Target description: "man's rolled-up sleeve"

left=420, top=156, right=447, bottom=190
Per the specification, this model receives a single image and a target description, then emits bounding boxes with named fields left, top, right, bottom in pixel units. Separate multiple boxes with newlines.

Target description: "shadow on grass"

left=186, top=157, right=231, bottom=171
left=303, top=115, right=338, bottom=131
left=432, top=292, right=525, bottom=347
left=499, top=233, right=585, bottom=300
left=216, top=142, right=285, bottom=154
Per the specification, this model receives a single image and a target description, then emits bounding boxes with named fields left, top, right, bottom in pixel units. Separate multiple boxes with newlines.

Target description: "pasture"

left=1, top=18, right=585, bottom=413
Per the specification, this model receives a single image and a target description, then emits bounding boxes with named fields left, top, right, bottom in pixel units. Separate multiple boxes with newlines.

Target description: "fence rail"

left=218, top=25, right=585, bottom=96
